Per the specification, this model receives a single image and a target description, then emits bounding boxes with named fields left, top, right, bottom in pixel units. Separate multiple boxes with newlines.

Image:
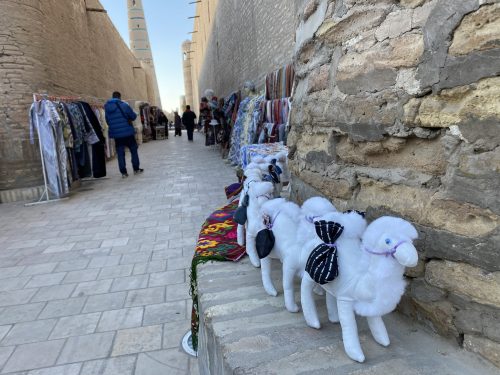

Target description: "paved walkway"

left=0, top=131, right=235, bottom=374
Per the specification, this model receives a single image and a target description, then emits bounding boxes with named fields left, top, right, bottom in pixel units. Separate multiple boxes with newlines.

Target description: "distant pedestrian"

left=104, top=91, right=144, bottom=178
left=158, top=112, right=169, bottom=139
left=174, top=111, right=182, bottom=137
left=182, top=105, right=197, bottom=142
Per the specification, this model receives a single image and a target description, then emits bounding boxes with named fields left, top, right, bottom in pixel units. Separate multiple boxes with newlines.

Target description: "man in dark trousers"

left=182, top=105, right=197, bottom=142
left=104, top=92, right=144, bottom=178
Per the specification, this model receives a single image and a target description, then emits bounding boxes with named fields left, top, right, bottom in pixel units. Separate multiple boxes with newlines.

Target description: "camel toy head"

left=362, top=216, right=418, bottom=268
left=249, top=181, right=274, bottom=205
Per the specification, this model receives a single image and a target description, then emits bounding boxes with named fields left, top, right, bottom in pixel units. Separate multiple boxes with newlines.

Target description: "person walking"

left=174, top=111, right=182, bottom=137
left=104, top=91, right=144, bottom=178
left=158, top=111, right=169, bottom=139
left=182, top=105, right=197, bottom=142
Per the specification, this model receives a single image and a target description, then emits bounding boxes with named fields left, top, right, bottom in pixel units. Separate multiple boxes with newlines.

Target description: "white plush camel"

left=301, top=215, right=418, bottom=363
left=257, top=196, right=337, bottom=312
left=236, top=167, right=263, bottom=248
left=249, top=157, right=282, bottom=198
left=243, top=181, right=275, bottom=268
left=265, top=151, right=289, bottom=185
left=258, top=198, right=302, bottom=312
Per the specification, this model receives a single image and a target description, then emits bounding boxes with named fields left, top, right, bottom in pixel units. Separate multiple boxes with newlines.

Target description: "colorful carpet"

left=190, top=199, right=246, bottom=351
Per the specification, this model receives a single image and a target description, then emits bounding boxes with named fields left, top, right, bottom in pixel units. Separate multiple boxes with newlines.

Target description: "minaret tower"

left=127, top=0, right=161, bottom=107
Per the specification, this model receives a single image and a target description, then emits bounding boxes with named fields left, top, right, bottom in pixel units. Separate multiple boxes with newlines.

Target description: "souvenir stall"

left=29, top=93, right=111, bottom=204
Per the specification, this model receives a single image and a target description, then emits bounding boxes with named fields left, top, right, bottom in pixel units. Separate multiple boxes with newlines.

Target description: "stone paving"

left=0, top=131, right=235, bottom=374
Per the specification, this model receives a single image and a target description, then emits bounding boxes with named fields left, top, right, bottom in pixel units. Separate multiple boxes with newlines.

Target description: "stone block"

left=410, top=298, right=457, bottom=337
left=111, top=325, right=162, bottom=356
left=449, top=3, right=500, bottom=56
left=0, top=289, right=37, bottom=307
left=124, top=287, right=165, bottom=307
left=3, top=339, right=65, bottom=373
left=338, top=33, right=424, bottom=81
left=0, top=302, right=45, bottom=325
left=2, top=318, right=57, bottom=345
left=57, top=332, right=115, bottom=364
left=356, top=177, right=498, bottom=238
left=299, top=170, right=353, bottom=200
left=135, top=349, right=189, bottom=375
left=39, top=297, right=86, bottom=319
left=408, top=77, right=500, bottom=128
left=49, top=312, right=101, bottom=339
left=317, top=8, right=388, bottom=45
left=143, top=301, right=186, bottom=325
left=425, top=260, right=500, bottom=307
left=83, top=292, right=127, bottom=313
left=335, top=136, right=447, bottom=175
left=110, top=275, right=149, bottom=292
left=408, top=278, right=446, bottom=303
left=97, top=307, right=144, bottom=332
left=27, top=363, right=82, bottom=375
left=72, top=279, right=112, bottom=297
left=464, top=335, right=500, bottom=367
left=80, top=356, right=136, bottom=375
left=375, top=9, right=413, bottom=41
left=307, top=64, right=330, bottom=93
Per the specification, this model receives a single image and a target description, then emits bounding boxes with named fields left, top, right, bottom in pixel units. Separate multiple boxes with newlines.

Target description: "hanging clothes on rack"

left=79, top=101, right=107, bottom=178
left=29, top=99, right=69, bottom=198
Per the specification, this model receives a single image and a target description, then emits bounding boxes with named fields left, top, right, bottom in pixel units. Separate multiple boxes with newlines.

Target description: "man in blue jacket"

left=104, top=92, right=144, bottom=178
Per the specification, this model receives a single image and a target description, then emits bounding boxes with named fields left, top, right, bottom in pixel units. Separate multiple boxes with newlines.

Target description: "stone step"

left=196, top=258, right=499, bottom=374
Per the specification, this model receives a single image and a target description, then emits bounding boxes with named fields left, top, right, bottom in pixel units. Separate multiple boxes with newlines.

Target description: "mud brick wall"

left=288, top=0, right=500, bottom=366
left=0, top=0, right=155, bottom=196
left=190, top=0, right=305, bottom=108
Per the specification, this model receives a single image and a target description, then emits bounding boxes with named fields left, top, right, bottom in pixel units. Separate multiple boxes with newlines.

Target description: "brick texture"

left=0, top=0, right=156, bottom=192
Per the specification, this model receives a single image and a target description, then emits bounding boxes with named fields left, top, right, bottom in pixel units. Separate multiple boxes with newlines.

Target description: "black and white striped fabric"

left=343, top=209, right=366, bottom=218
left=305, top=220, right=344, bottom=285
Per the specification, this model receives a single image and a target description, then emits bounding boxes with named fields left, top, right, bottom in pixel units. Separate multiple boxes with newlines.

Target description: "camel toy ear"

left=306, top=221, right=344, bottom=285
left=256, top=229, right=275, bottom=259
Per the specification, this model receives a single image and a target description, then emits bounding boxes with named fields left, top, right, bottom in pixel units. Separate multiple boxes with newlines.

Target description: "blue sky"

left=100, top=0, right=195, bottom=111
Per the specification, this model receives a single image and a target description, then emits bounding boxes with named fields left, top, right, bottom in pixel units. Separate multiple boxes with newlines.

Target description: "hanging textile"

left=228, top=94, right=265, bottom=166
left=79, top=101, right=107, bottom=178
left=265, top=64, right=295, bottom=100
left=29, top=99, right=69, bottom=198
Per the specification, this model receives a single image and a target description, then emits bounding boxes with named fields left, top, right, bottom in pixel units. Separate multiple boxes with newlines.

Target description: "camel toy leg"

left=326, top=293, right=339, bottom=323
left=237, top=224, right=245, bottom=246
left=337, top=299, right=365, bottom=363
left=260, top=257, right=277, bottom=296
left=245, top=232, right=261, bottom=268
left=300, top=273, right=321, bottom=329
left=313, top=284, right=325, bottom=296
left=367, top=316, right=390, bottom=347
left=282, top=264, right=299, bottom=313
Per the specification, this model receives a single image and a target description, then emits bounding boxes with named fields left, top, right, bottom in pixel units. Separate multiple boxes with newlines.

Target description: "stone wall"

left=0, top=0, right=155, bottom=200
left=288, top=0, right=500, bottom=366
left=190, top=0, right=305, bottom=109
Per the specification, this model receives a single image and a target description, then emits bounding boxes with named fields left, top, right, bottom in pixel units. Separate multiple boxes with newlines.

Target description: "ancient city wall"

left=0, top=0, right=154, bottom=200
left=190, top=0, right=304, bottom=107
left=289, top=0, right=500, bottom=366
